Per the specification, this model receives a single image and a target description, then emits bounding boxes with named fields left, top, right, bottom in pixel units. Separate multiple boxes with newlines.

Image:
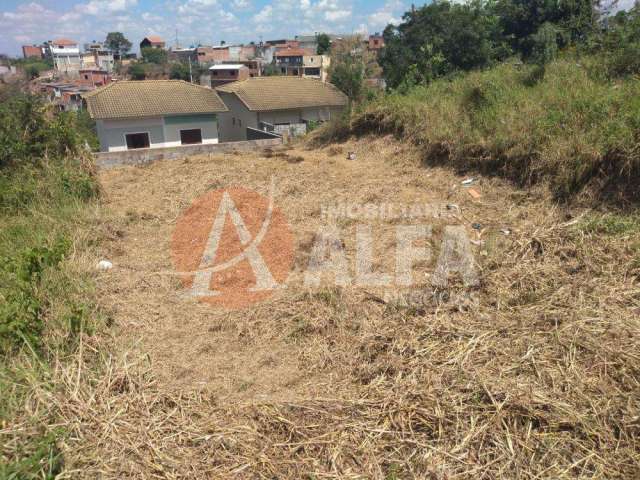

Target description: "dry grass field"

left=50, top=137, right=639, bottom=478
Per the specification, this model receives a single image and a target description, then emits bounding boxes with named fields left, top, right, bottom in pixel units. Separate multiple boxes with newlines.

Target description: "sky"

left=0, top=0, right=413, bottom=56
left=1, top=0, right=636, bottom=57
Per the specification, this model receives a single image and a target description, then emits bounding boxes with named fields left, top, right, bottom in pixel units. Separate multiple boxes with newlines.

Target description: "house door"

left=125, top=132, right=150, bottom=149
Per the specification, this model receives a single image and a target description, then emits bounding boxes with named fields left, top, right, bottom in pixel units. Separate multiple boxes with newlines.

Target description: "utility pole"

left=189, top=57, right=193, bottom=83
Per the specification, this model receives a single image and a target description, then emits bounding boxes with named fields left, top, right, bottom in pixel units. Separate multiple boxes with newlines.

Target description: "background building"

left=140, top=36, right=166, bottom=50
left=47, top=38, right=81, bottom=74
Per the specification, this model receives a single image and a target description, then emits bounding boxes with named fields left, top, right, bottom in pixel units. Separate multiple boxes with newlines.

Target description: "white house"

left=83, top=80, right=228, bottom=152
left=216, top=77, right=348, bottom=142
left=48, top=38, right=82, bottom=74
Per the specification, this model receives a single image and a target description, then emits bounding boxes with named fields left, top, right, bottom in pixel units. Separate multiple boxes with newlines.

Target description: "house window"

left=180, top=129, right=203, bottom=145
left=125, top=132, right=150, bottom=150
left=84, top=74, right=89, bottom=80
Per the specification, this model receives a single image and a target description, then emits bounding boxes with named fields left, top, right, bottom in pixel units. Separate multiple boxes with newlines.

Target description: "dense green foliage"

left=380, top=0, right=638, bottom=89
left=105, top=31, right=132, bottom=57
left=345, top=58, right=640, bottom=203
left=169, top=62, right=191, bottom=80
left=317, top=33, right=331, bottom=54
left=10, top=57, right=54, bottom=80
left=141, top=46, right=168, bottom=65
left=0, top=87, right=101, bottom=477
left=128, top=62, right=147, bottom=80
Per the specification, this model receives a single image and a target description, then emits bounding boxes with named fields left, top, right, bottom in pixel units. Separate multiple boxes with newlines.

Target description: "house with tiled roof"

left=83, top=80, right=228, bottom=152
left=274, top=48, right=315, bottom=76
left=140, top=36, right=166, bottom=50
left=216, top=77, right=348, bottom=142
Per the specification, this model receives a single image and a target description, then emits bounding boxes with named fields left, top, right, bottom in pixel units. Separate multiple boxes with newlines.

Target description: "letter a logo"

left=171, top=184, right=294, bottom=310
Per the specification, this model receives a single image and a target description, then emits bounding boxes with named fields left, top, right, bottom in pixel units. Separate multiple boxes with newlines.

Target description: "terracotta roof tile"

left=275, top=48, right=309, bottom=57
left=145, top=35, right=164, bottom=43
left=216, top=77, right=348, bottom=112
left=83, top=80, right=227, bottom=119
left=52, top=38, right=77, bottom=46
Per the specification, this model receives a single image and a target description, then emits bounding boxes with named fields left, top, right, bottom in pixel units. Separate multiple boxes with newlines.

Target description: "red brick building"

left=78, top=69, right=111, bottom=87
left=22, top=45, right=44, bottom=59
left=368, top=34, right=385, bottom=51
left=208, top=64, right=250, bottom=87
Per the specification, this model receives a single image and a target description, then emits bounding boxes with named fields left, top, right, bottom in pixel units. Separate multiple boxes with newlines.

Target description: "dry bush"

left=5, top=137, right=638, bottom=479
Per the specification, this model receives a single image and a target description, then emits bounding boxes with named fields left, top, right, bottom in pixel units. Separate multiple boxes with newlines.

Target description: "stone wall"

left=94, top=138, right=283, bottom=169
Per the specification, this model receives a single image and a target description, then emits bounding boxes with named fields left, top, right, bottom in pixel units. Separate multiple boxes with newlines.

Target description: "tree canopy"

left=379, top=0, right=611, bottom=89
left=141, top=47, right=168, bottom=65
left=105, top=32, right=132, bottom=57
left=317, top=33, right=331, bottom=54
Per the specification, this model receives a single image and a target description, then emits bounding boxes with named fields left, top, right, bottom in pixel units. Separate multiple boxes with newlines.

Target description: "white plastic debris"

left=500, top=229, right=511, bottom=236
left=97, top=260, right=113, bottom=271
left=347, top=152, right=356, bottom=160
left=461, top=177, right=475, bottom=185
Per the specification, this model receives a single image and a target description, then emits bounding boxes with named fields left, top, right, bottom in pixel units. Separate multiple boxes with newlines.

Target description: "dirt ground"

left=97, top=137, right=518, bottom=399
left=63, top=136, right=639, bottom=478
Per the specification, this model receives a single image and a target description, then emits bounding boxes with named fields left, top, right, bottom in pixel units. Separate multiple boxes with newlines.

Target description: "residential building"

left=295, top=35, right=319, bottom=53
left=216, top=77, right=348, bottom=142
left=368, top=34, right=385, bottom=51
left=84, top=80, right=228, bottom=152
left=303, top=55, right=330, bottom=82
left=222, top=59, right=262, bottom=77
left=40, top=82, right=94, bottom=112
left=84, top=42, right=115, bottom=72
left=255, top=44, right=276, bottom=64
left=196, top=45, right=230, bottom=65
left=140, top=36, right=165, bottom=50
left=48, top=38, right=82, bottom=74
left=170, top=47, right=198, bottom=63
left=206, top=64, right=250, bottom=88
left=78, top=69, right=111, bottom=87
left=274, top=48, right=310, bottom=76
left=22, top=45, right=45, bottom=59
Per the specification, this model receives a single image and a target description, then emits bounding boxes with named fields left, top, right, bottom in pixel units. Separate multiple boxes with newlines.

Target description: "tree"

left=105, top=32, right=132, bottom=57
left=328, top=35, right=378, bottom=102
left=141, top=47, right=168, bottom=65
left=128, top=62, right=147, bottom=80
left=380, top=1, right=507, bottom=89
left=169, top=62, right=191, bottom=81
left=317, top=33, right=331, bottom=54
left=493, top=0, right=601, bottom=59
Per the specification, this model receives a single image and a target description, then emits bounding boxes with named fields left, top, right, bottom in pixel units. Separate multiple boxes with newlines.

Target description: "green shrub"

left=0, top=237, right=70, bottom=352
left=349, top=57, right=640, bottom=203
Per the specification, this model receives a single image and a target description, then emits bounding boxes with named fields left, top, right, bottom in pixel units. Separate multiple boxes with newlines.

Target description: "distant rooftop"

left=209, top=64, right=246, bottom=70
left=275, top=48, right=308, bottom=57
left=52, top=38, right=77, bottom=46
left=144, top=35, right=164, bottom=43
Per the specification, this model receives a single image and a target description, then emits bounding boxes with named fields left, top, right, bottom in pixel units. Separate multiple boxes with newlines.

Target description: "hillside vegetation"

left=0, top=86, right=102, bottom=478
left=342, top=57, right=640, bottom=203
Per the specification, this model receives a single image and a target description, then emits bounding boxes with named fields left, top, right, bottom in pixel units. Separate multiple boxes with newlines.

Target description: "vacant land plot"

left=61, top=137, right=639, bottom=478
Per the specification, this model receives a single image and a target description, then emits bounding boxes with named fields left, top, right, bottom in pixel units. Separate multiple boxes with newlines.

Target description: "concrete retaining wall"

left=94, top=138, right=283, bottom=169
